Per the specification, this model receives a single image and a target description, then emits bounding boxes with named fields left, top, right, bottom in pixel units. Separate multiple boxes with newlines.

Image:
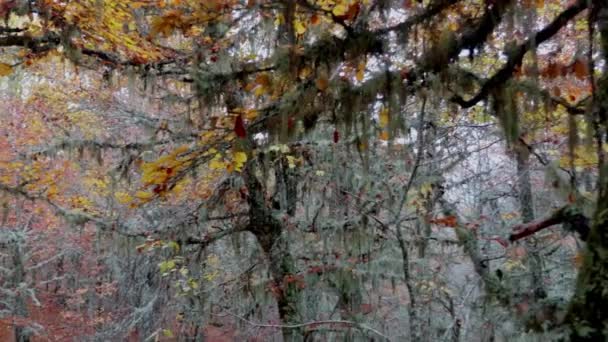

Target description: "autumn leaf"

left=135, top=191, right=154, bottom=200
left=356, top=61, right=365, bottom=81
left=294, top=19, right=306, bottom=35
left=316, top=75, right=329, bottom=91
left=0, top=63, right=13, bottom=77
left=151, top=10, right=186, bottom=37
left=332, top=3, right=349, bottom=17
left=572, top=59, right=588, bottom=80
left=234, top=115, right=247, bottom=138
left=379, top=107, right=390, bottom=127
left=431, top=215, right=458, bottom=227
left=232, top=151, right=247, bottom=172
left=573, top=252, right=584, bottom=268
left=209, top=154, right=226, bottom=170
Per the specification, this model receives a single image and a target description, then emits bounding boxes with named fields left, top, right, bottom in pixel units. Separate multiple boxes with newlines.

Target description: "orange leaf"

left=431, top=215, right=457, bottom=227
left=572, top=59, right=588, bottom=80
left=315, top=76, right=329, bottom=91
left=0, top=63, right=13, bottom=77
left=542, top=62, right=561, bottom=79
left=255, top=73, right=271, bottom=87
left=573, top=252, right=584, bottom=268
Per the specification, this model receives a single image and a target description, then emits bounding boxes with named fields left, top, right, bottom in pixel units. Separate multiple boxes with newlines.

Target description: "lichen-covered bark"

left=565, top=194, right=608, bottom=340
left=515, top=145, right=546, bottom=300
left=244, top=158, right=302, bottom=341
left=565, top=2, right=608, bottom=340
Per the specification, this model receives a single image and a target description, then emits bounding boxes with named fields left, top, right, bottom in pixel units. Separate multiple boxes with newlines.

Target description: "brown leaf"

left=0, top=63, right=13, bottom=77
left=573, top=252, right=584, bottom=268
left=315, top=76, right=329, bottom=91
left=572, top=59, right=588, bottom=80
left=431, top=215, right=457, bottom=227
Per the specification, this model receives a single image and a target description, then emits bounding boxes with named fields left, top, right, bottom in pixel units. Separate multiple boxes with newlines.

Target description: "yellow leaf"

left=420, top=182, right=433, bottom=197
left=47, top=185, right=59, bottom=199
left=234, top=151, right=247, bottom=164
left=203, top=270, right=219, bottom=281
left=275, top=13, right=285, bottom=26
left=245, top=109, right=258, bottom=120
left=135, top=191, right=154, bottom=200
left=207, top=254, right=220, bottom=266
left=254, top=86, right=267, bottom=97
left=299, top=66, right=313, bottom=80
left=356, top=61, right=365, bottom=81
left=379, top=131, right=389, bottom=141
left=333, top=3, right=349, bottom=16
left=294, top=19, right=306, bottom=35
left=233, top=152, right=248, bottom=172
left=209, top=154, right=226, bottom=170
left=0, top=63, right=13, bottom=77
left=163, top=329, right=174, bottom=338
left=379, top=107, right=390, bottom=127
left=286, top=155, right=297, bottom=168
left=115, top=192, right=133, bottom=204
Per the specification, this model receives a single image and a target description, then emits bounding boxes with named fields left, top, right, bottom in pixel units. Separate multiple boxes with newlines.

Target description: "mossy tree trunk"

left=244, top=157, right=302, bottom=341
left=514, top=144, right=546, bottom=301
left=565, top=2, right=608, bottom=340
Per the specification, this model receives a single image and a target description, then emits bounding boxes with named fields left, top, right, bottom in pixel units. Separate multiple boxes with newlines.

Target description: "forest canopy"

left=0, top=0, right=607, bottom=341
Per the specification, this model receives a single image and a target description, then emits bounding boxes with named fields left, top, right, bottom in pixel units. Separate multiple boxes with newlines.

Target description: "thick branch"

left=184, top=225, right=247, bottom=247
left=378, top=0, right=460, bottom=34
left=452, top=0, right=588, bottom=108
left=509, top=205, right=590, bottom=242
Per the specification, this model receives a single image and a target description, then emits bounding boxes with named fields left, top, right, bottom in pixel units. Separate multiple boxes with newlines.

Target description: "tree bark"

left=515, top=145, right=546, bottom=300
left=244, top=157, right=302, bottom=341
left=564, top=2, right=608, bottom=340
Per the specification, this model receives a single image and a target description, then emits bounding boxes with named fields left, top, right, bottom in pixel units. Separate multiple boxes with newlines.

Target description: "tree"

left=0, top=0, right=605, bottom=340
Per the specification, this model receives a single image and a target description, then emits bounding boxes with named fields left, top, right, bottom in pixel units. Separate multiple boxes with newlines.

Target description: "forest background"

left=0, top=0, right=607, bottom=341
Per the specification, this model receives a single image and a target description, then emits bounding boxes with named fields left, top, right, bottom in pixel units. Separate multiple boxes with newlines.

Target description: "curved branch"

left=451, top=0, right=589, bottom=108
left=509, top=205, right=590, bottom=242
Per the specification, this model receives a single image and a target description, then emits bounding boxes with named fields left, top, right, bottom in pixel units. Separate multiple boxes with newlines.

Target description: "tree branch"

left=509, top=205, right=590, bottom=242
left=218, top=309, right=392, bottom=341
left=451, top=0, right=589, bottom=108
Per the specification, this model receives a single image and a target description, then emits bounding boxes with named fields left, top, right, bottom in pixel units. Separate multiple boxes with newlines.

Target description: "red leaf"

left=234, top=115, right=247, bottom=138
left=491, top=237, right=509, bottom=248
left=333, top=130, right=340, bottom=143
left=431, top=215, right=457, bottom=227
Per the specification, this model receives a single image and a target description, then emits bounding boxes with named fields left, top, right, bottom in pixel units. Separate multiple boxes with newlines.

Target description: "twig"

left=218, top=309, right=393, bottom=341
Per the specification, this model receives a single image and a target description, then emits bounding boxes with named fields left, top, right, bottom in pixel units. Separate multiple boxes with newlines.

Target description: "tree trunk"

left=10, top=238, right=30, bottom=342
left=565, top=2, right=608, bottom=339
left=245, top=157, right=302, bottom=341
left=515, top=145, right=546, bottom=300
